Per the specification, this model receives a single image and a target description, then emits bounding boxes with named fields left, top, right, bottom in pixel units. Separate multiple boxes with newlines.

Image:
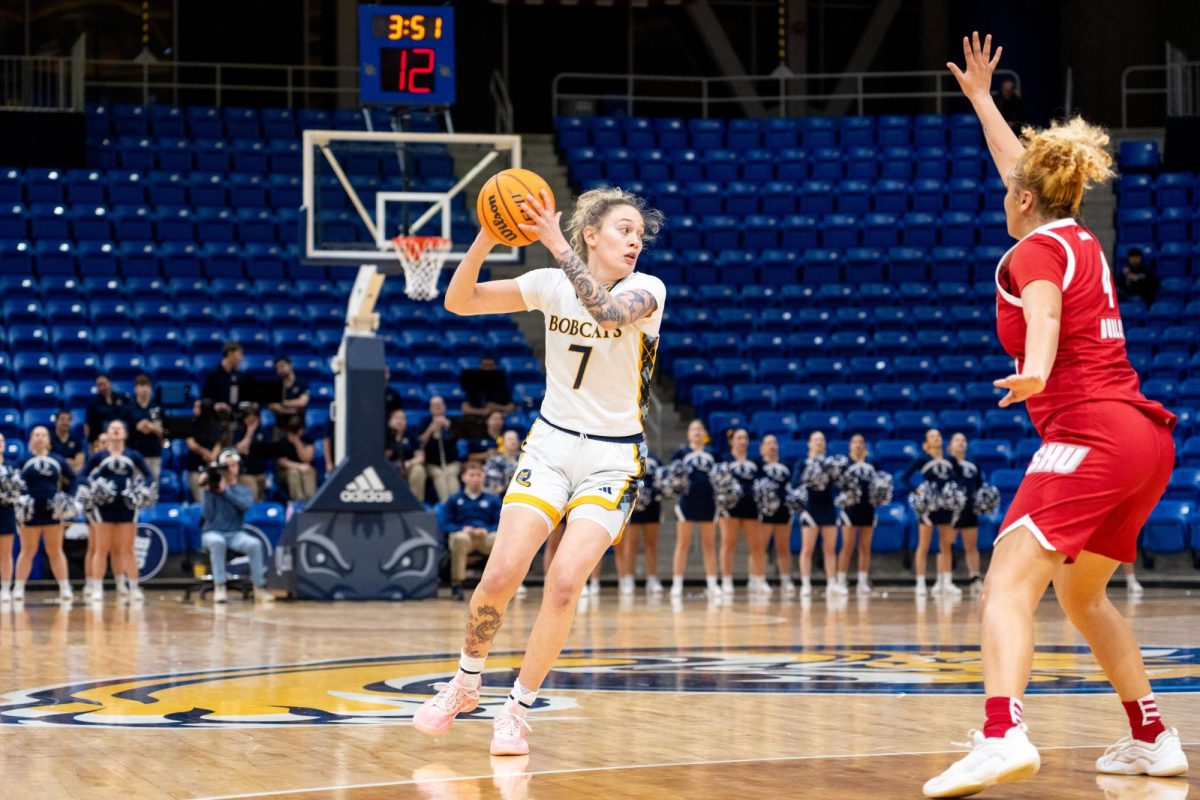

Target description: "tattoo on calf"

left=555, top=248, right=657, bottom=326
left=464, top=603, right=503, bottom=657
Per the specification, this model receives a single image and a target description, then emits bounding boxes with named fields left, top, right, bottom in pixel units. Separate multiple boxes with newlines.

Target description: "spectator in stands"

left=277, top=416, right=317, bottom=502
left=385, top=408, right=427, bottom=501
left=269, top=356, right=309, bottom=440
left=202, top=342, right=244, bottom=413
left=51, top=409, right=86, bottom=473
left=442, top=462, right=502, bottom=601
left=233, top=404, right=271, bottom=501
left=995, top=78, right=1024, bottom=131
left=186, top=399, right=229, bottom=502
left=84, top=373, right=129, bottom=444
left=466, top=410, right=506, bottom=465
left=126, top=375, right=164, bottom=479
left=1115, top=247, right=1159, bottom=306
left=418, top=395, right=461, bottom=502
left=483, top=430, right=521, bottom=496
left=199, top=449, right=271, bottom=604
left=460, top=355, right=515, bottom=422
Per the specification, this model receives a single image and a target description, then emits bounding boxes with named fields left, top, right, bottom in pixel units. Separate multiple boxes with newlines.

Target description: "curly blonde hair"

left=566, top=187, right=664, bottom=260
left=1013, top=116, right=1114, bottom=219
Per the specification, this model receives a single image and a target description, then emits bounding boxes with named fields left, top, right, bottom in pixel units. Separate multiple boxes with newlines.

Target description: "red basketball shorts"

left=997, top=401, right=1176, bottom=563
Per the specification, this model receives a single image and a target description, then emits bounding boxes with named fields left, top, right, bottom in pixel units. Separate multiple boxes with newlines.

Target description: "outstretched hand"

left=517, top=190, right=569, bottom=257
left=947, top=31, right=1002, bottom=102
left=993, top=373, right=1046, bottom=408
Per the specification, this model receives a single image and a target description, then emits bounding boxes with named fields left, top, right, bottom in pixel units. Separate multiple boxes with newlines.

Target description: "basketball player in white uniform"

left=414, top=187, right=666, bottom=757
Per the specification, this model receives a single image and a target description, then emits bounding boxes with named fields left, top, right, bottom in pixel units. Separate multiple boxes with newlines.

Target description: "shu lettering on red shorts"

left=1026, top=443, right=1090, bottom=475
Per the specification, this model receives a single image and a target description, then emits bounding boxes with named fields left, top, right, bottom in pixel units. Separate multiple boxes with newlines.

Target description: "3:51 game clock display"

left=359, top=5, right=456, bottom=105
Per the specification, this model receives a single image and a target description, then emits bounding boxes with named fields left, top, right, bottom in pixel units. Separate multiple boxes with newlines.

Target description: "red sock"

left=983, top=696, right=1023, bottom=739
left=1122, top=693, right=1166, bottom=743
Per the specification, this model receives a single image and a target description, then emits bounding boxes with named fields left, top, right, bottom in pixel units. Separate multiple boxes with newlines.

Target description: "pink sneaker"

left=412, top=681, right=480, bottom=735
left=490, top=704, right=531, bottom=756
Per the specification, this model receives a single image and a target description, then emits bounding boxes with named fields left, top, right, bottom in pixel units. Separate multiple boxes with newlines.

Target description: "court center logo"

left=4, top=645, right=1200, bottom=728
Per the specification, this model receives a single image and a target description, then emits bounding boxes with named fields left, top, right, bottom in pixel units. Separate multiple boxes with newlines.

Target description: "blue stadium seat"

left=871, top=383, right=917, bottom=411
left=872, top=504, right=908, bottom=552
left=797, top=411, right=844, bottom=437
left=1141, top=501, right=1192, bottom=553
left=983, top=409, right=1030, bottom=441
left=1166, top=469, right=1200, bottom=503
left=970, top=439, right=1013, bottom=473
left=779, top=384, right=824, bottom=411
left=1117, top=141, right=1159, bottom=173
left=939, top=409, right=982, bottom=438
left=873, top=179, right=908, bottom=213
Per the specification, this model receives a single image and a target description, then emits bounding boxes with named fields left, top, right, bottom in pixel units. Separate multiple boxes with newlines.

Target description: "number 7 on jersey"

left=568, top=344, right=593, bottom=390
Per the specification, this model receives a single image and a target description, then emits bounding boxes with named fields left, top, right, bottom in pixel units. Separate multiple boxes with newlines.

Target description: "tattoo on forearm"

left=556, top=248, right=657, bottom=325
left=464, top=603, right=503, bottom=657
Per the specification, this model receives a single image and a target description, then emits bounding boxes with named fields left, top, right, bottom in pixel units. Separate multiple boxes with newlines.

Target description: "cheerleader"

left=901, top=429, right=961, bottom=598
left=836, top=434, right=885, bottom=596
left=755, top=434, right=794, bottom=596
left=715, top=429, right=759, bottom=595
left=617, top=448, right=662, bottom=595
left=0, top=433, right=18, bottom=603
left=948, top=433, right=985, bottom=592
left=81, top=420, right=155, bottom=603
left=670, top=419, right=720, bottom=598
left=14, top=426, right=77, bottom=603
left=793, top=430, right=840, bottom=597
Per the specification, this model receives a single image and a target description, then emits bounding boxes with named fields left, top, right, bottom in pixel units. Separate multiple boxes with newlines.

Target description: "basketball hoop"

left=391, top=235, right=452, bottom=301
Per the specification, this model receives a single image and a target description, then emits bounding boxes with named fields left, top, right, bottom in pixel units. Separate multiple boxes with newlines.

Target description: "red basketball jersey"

left=994, top=218, right=1176, bottom=438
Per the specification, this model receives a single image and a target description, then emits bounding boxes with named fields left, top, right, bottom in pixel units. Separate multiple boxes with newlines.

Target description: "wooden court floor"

left=1, top=586, right=1197, bottom=800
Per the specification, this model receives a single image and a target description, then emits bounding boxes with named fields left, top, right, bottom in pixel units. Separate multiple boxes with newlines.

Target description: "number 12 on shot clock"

left=359, top=5, right=456, bottom=106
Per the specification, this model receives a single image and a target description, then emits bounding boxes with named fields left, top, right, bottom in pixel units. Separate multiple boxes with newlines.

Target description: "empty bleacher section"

left=557, top=113, right=1200, bottom=559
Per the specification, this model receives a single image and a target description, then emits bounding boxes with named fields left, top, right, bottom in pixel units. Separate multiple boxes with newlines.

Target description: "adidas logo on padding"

left=338, top=466, right=395, bottom=504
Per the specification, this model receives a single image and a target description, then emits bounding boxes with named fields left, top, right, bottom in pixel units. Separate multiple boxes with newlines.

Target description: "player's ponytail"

left=1014, top=116, right=1114, bottom=219
left=567, top=187, right=664, bottom=260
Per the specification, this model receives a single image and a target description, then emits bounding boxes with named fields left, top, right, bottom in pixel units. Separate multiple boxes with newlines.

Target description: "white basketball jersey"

left=516, top=268, right=666, bottom=437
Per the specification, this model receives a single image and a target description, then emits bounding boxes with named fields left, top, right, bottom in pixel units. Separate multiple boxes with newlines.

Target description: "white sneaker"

left=646, top=576, right=663, bottom=594
left=721, top=577, right=735, bottom=595
left=669, top=580, right=683, bottom=598
left=943, top=580, right=963, bottom=599
left=758, top=579, right=773, bottom=596
left=619, top=577, right=635, bottom=596
left=129, top=586, right=144, bottom=603
left=800, top=580, right=812, bottom=598
left=88, top=589, right=103, bottom=604
left=857, top=580, right=872, bottom=596
left=11, top=584, right=24, bottom=602
left=1095, top=728, right=1188, bottom=777
left=780, top=579, right=796, bottom=597
left=254, top=588, right=275, bottom=604
left=515, top=583, right=528, bottom=598
left=923, top=725, right=1040, bottom=798
left=0, top=587, right=10, bottom=603
left=915, top=580, right=928, bottom=598
left=116, top=577, right=129, bottom=596
left=1126, top=578, right=1145, bottom=597
left=59, top=586, right=75, bottom=604
left=587, top=578, right=601, bottom=596
left=213, top=584, right=227, bottom=604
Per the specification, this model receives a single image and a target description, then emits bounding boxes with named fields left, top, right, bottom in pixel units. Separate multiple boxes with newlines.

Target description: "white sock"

left=858, top=571, right=869, bottom=585
left=128, top=575, right=138, bottom=588
left=14, top=580, right=25, bottom=592
left=507, top=679, right=537, bottom=713
left=59, top=580, right=71, bottom=593
left=801, top=576, right=811, bottom=588
left=455, top=650, right=486, bottom=689
left=836, top=572, right=847, bottom=586
left=116, top=575, right=128, bottom=592
left=941, top=572, right=953, bottom=585
left=706, top=575, right=718, bottom=588
left=1125, top=573, right=1138, bottom=583
left=673, top=575, right=684, bottom=588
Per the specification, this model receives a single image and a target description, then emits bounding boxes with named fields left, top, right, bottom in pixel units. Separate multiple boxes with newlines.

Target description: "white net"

left=392, top=236, right=452, bottom=301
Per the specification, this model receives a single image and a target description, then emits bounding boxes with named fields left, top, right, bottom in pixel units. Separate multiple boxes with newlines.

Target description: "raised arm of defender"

left=947, top=32, right=1025, bottom=186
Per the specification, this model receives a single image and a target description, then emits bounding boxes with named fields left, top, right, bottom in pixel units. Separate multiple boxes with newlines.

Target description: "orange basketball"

left=476, top=168, right=554, bottom=247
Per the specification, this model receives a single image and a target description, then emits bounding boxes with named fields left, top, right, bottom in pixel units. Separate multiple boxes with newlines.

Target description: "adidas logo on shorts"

left=339, top=467, right=395, bottom=503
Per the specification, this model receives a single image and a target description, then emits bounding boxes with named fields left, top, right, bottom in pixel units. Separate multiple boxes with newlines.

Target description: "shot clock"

left=359, top=5, right=456, bottom=105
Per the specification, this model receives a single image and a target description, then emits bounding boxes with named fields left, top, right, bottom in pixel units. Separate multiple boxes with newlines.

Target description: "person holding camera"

left=277, top=416, right=317, bottom=502
left=232, top=404, right=270, bottom=501
left=442, top=462, right=502, bottom=601
left=269, top=356, right=310, bottom=441
left=199, top=450, right=270, bottom=604
left=126, top=375, right=165, bottom=480
left=418, top=395, right=461, bottom=503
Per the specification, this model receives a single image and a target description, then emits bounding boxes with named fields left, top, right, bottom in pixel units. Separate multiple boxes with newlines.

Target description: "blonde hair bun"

left=1015, top=116, right=1114, bottom=218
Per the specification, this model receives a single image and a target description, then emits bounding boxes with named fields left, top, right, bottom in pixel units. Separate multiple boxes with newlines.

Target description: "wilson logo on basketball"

left=338, top=467, right=394, bottom=503
left=4, top=646, right=1199, bottom=728
left=487, top=193, right=519, bottom=243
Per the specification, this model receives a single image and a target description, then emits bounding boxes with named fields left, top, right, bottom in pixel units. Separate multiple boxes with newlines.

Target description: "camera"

left=204, top=461, right=224, bottom=490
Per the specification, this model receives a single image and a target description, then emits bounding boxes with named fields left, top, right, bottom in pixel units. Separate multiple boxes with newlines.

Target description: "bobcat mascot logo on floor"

left=3, top=645, right=1199, bottom=728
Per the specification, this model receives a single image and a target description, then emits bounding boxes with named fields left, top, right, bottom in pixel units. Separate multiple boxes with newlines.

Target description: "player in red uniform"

left=924, top=33, right=1188, bottom=798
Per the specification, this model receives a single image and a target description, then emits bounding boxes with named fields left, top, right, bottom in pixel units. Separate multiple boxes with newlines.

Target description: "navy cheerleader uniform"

left=794, top=456, right=837, bottom=527
left=758, top=461, right=792, bottom=526
left=82, top=450, right=154, bottom=524
left=840, top=459, right=878, bottom=528
left=723, top=458, right=759, bottom=520
left=0, top=465, right=18, bottom=535
left=950, top=456, right=983, bottom=529
left=629, top=455, right=662, bottom=525
left=20, top=454, right=76, bottom=526
left=900, top=454, right=957, bottom=525
left=673, top=447, right=717, bottom=522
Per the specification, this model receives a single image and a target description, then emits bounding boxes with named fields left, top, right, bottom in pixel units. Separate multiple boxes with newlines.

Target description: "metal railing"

left=84, top=59, right=359, bottom=108
left=552, top=69, right=1021, bottom=120
left=0, top=54, right=80, bottom=111
left=1121, top=60, right=1200, bottom=127
left=490, top=70, right=514, bottom=133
